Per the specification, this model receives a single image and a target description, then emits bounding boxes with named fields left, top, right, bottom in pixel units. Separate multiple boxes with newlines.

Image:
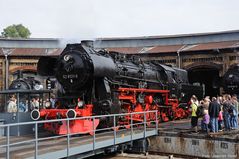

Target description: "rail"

left=0, top=110, right=158, bottom=159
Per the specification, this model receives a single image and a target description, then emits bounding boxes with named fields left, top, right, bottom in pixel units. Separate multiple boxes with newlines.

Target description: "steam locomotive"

left=32, top=41, right=203, bottom=134
left=9, top=77, right=43, bottom=91
left=9, top=70, right=43, bottom=91
left=222, top=64, right=239, bottom=96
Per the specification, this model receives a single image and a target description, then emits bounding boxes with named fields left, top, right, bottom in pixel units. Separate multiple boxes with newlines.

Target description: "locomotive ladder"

left=0, top=110, right=158, bottom=159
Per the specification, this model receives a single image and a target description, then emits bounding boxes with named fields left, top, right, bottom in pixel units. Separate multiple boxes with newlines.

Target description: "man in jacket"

left=223, top=94, right=232, bottom=131
left=208, top=97, right=221, bottom=133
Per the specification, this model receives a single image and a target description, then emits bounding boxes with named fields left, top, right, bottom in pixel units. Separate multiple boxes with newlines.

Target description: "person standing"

left=231, top=95, right=238, bottom=129
left=223, top=94, right=232, bottom=131
left=190, top=95, right=198, bottom=133
left=50, top=94, right=56, bottom=108
left=208, top=97, right=220, bottom=133
left=203, top=97, right=211, bottom=110
left=201, top=109, right=210, bottom=133
left=217, top=96, right=223, bottom=131
left=31, top=96, right=40, bottom=110
left=7, top=95, right=17, bottom=113
left=218, top=107, right=223, bottom=131
left=232, top=95, right=239, bottom=113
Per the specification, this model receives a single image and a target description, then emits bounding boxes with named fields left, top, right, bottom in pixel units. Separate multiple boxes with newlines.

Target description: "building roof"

left=1, top=30, right=239, bottom=56
left=106, top=47, right=144, bottom=54
left=0, top=48, right=63, bottom=57
left=0, top=40, right=238, bottom=57
left=106, top=40, right=239, bottom=54
left=98, top=30, right=239, bottom=41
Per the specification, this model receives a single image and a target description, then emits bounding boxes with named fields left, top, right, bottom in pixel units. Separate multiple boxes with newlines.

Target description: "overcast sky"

left=0, top=0, right=239, bottom=39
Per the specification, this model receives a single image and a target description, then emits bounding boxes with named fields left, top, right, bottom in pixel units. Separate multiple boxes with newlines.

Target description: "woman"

left=223, top=94, right=232, bottom=131
left=191, top=95, right=198, bottom=133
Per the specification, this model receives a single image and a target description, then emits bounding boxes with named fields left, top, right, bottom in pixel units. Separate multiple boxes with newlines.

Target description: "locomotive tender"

left=33, top=41, right=203, bottom=134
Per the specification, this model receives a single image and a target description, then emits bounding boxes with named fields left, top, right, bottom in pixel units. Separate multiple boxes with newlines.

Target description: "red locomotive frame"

left=118, top=87, right=189, bottom=123
left=32, top=87, right=190, bottom=135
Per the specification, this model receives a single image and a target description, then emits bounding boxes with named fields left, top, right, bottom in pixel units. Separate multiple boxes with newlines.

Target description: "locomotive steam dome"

left=55, top=49, right=93, bottom=90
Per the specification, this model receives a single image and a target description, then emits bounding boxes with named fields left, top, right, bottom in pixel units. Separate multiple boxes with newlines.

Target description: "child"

left=218, top=108, right=223, bottom=131
left=201, top=109, right=210, bottom=133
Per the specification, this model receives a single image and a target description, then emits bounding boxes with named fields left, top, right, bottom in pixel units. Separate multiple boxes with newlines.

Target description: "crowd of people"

left=190, top=94, right=239, bottom=133
left=6, top=94, right=56, bottom=113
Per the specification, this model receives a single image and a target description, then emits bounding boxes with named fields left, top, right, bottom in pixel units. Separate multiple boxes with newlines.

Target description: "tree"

left=1, top=24, right=31, bottom=38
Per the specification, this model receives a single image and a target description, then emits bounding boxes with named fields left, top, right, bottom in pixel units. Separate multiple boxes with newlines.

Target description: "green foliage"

left=1, top=24, right=31, bottom=38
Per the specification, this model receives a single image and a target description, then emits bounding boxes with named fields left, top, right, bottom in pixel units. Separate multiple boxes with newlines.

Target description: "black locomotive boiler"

left=34, top=41, right=203, bottom=134
left=9, top=70, right=43, bottom=91
left=9, top=76, right=43, bottom=91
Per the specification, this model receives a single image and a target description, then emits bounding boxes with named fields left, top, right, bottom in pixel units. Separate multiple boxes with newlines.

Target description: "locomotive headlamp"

left=45, top=101, right=51, bottom=108
left=180, top=92, right=185, bottom=98
left=34, top=84, right=43, bottom=90
left=78, top=101, right=84, bottom=108
left=229, top=74, right=234, bottom=78
left=64, top=55, right=72, bottom=62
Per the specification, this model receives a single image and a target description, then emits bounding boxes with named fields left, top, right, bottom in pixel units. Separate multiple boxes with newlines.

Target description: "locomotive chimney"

left=81, top=40, right=94, bottom=48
